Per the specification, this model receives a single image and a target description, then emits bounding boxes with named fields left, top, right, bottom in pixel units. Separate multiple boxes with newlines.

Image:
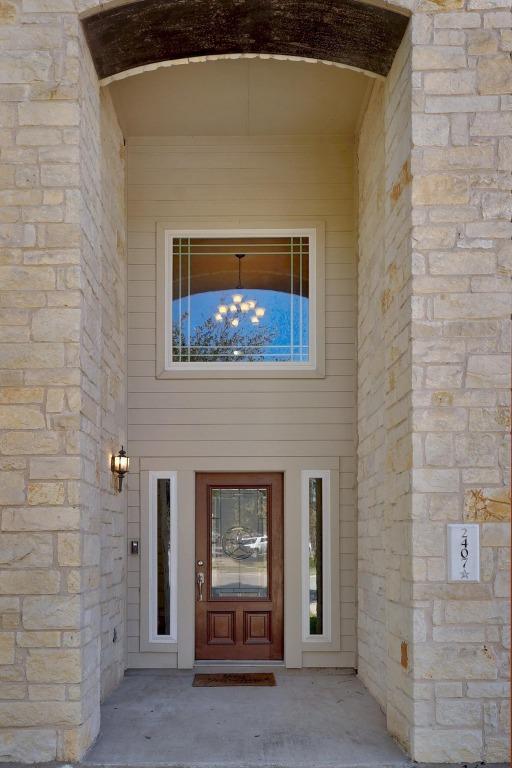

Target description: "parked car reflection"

left=240, top=534, right=268, bottom=558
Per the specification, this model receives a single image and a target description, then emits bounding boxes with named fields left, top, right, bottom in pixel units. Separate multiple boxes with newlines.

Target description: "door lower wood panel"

left=195, top=472, right=283, bottom=661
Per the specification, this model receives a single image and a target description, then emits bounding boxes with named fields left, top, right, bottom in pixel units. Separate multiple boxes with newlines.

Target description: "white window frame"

left=157, top=225, right=325, bottom=378
left=301, top=469, right=331, bottom=643
left=147, top=470, right=178, bottom=644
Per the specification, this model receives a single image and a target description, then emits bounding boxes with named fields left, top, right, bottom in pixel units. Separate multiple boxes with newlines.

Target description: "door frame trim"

left=139, top=457, right=340, bottom=669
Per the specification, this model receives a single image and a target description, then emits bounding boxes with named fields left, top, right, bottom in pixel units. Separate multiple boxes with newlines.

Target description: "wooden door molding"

left=195, top=472, right=284, bottom=661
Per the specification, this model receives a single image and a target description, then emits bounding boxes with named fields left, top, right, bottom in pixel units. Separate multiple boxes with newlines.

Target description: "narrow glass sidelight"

left=148, top=471, right=178, bottom=644
left=301, top=470, right=331, bottom=642
left=308, top=478, right=323, bottom=635
left=156, top=478, right=171, bottom=635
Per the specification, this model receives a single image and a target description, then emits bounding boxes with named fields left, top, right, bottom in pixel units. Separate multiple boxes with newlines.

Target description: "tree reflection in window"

left=156, top=478, right=171, bottom=636
left=309, top=478, right=323, bottom=635
left=172, top=311, right=275, bottom=363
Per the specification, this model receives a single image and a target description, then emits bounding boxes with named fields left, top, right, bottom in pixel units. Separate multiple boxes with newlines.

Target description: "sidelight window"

left=148, top=471, right=178, bottom=643
left=162, top=228, right=319, bottom=373
left=301, top=470, right=331, bottom=642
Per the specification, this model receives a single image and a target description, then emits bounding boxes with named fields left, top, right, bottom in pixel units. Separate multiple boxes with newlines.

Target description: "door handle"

left=196, top=572, right=205, bottom=601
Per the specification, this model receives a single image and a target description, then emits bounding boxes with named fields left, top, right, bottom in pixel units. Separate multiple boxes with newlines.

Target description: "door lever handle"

left=197, top=572, right=205, bottom=601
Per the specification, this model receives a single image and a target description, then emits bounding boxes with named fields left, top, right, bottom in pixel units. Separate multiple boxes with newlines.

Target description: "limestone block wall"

left=358, top=3, right=511, bottom=763
left=0, top=4, right=126, bottom=762
left=357, top=80, right=388, bottom=709
left=79, top=27, right=127, bottom=710
left=98, top=85, right=126, bottom=705
left=381, top=32, right=415, bottom=750
left=0, top=5, right=84, bottom=761
left=409, top=3, right=511, bottom=762
left=357, top=29, right=414, bottom=750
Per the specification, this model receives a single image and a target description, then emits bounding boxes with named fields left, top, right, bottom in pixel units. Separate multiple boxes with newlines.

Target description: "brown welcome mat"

left=193, top=672, right=276, bottom=687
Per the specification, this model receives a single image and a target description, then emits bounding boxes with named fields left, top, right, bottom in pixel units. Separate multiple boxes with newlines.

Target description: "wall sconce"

left=111, top=446, right=129, bottom=492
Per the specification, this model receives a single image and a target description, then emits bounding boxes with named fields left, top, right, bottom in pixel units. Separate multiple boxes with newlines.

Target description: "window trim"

left=147, top=470, right=178, bottom=645
left=156, top=223, right=325, bottom=378
left=301, top=469, right=331, bottom=643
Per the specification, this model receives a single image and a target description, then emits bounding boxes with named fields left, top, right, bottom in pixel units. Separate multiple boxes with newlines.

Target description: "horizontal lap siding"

left=126, top=136, right=357, bottom=666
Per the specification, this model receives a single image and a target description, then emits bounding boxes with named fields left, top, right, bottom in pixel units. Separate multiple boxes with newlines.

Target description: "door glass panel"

left=308, top=478, right=323, bottom=635
left=210, top=488, right=268, bottom=599
left=156, top=478, right=171, bottom=635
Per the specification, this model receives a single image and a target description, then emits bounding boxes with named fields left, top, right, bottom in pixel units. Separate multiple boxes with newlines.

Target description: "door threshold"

left=194, top=660, right=285, bottom=673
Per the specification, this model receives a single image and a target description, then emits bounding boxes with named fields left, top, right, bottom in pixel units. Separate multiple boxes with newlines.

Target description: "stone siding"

left=0, top=5, right=126, bottom=762
left=79, top=25, right=127, bottom=712
left=357, top=81, right=388, bottom=709
left=409, top=3, right=511, bottom=762
left=358, top=2, right=511, bottom=762
left=357, top=29, right=414, bottom=750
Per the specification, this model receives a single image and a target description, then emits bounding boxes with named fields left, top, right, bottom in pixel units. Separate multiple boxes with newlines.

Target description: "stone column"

left=0, top=1, right=125, bottom=761
left=0, top=1, right=84, bottom=761
left=409, top=1, right=511, bottom=761
left=359, top=3, right=510, bottom=761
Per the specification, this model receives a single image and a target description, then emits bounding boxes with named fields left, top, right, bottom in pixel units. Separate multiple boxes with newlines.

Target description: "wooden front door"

left=195, top=472, right=284, bottom=661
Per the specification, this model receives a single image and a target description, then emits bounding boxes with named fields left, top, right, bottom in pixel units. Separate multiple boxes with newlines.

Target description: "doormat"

left=193, top=672, right=276, bottom=687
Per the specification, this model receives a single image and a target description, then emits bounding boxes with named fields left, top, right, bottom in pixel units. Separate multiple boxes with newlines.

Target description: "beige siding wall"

left=125, top=135, right=357, bottom=667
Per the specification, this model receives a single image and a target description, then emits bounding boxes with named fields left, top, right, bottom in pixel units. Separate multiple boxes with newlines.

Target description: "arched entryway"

left=81, top=0, right=409, bottom=81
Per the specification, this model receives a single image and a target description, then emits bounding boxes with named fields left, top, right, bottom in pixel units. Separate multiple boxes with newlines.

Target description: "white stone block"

left=412, top=114, right=450, bottom=147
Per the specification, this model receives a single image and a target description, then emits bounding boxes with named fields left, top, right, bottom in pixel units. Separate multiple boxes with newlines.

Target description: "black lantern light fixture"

left=111, top=446, right=129, bottom=492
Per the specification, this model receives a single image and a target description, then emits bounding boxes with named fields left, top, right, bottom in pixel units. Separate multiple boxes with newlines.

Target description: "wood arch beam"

left=82, top=0, right=409, bottom=81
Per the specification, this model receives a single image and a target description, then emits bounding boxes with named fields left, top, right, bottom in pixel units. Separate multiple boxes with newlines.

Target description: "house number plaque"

left=447, top=524, right=480, bottom=582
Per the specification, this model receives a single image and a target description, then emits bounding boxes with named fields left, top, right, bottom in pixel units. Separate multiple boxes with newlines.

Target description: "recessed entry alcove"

left=78, top=3, right=415, bottom=751
left=106, top=53, right=376, bottom=669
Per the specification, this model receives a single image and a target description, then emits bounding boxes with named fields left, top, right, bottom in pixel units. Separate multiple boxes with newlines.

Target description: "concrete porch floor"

left=83, top=668, right=411, bottom=768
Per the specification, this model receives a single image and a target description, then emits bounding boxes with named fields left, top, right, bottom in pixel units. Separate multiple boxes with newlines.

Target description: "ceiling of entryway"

left=108, top=59, right=371, bottom=137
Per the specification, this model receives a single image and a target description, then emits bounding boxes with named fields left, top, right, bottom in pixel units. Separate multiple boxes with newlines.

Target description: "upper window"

left=162, top=229, right=317, bottom=373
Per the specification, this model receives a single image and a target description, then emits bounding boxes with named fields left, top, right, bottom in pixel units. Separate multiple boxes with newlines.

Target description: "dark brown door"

left=195, top=472, right=283, bottom=661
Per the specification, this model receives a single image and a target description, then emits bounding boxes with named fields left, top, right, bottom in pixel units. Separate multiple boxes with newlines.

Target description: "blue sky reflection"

left=172, top=289, right=309, bottom=362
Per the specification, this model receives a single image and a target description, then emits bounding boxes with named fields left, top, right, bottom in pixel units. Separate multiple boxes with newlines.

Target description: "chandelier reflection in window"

left=170, top=234, right=309, bottom=365
left=214, top=254, right=266, bottom=336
